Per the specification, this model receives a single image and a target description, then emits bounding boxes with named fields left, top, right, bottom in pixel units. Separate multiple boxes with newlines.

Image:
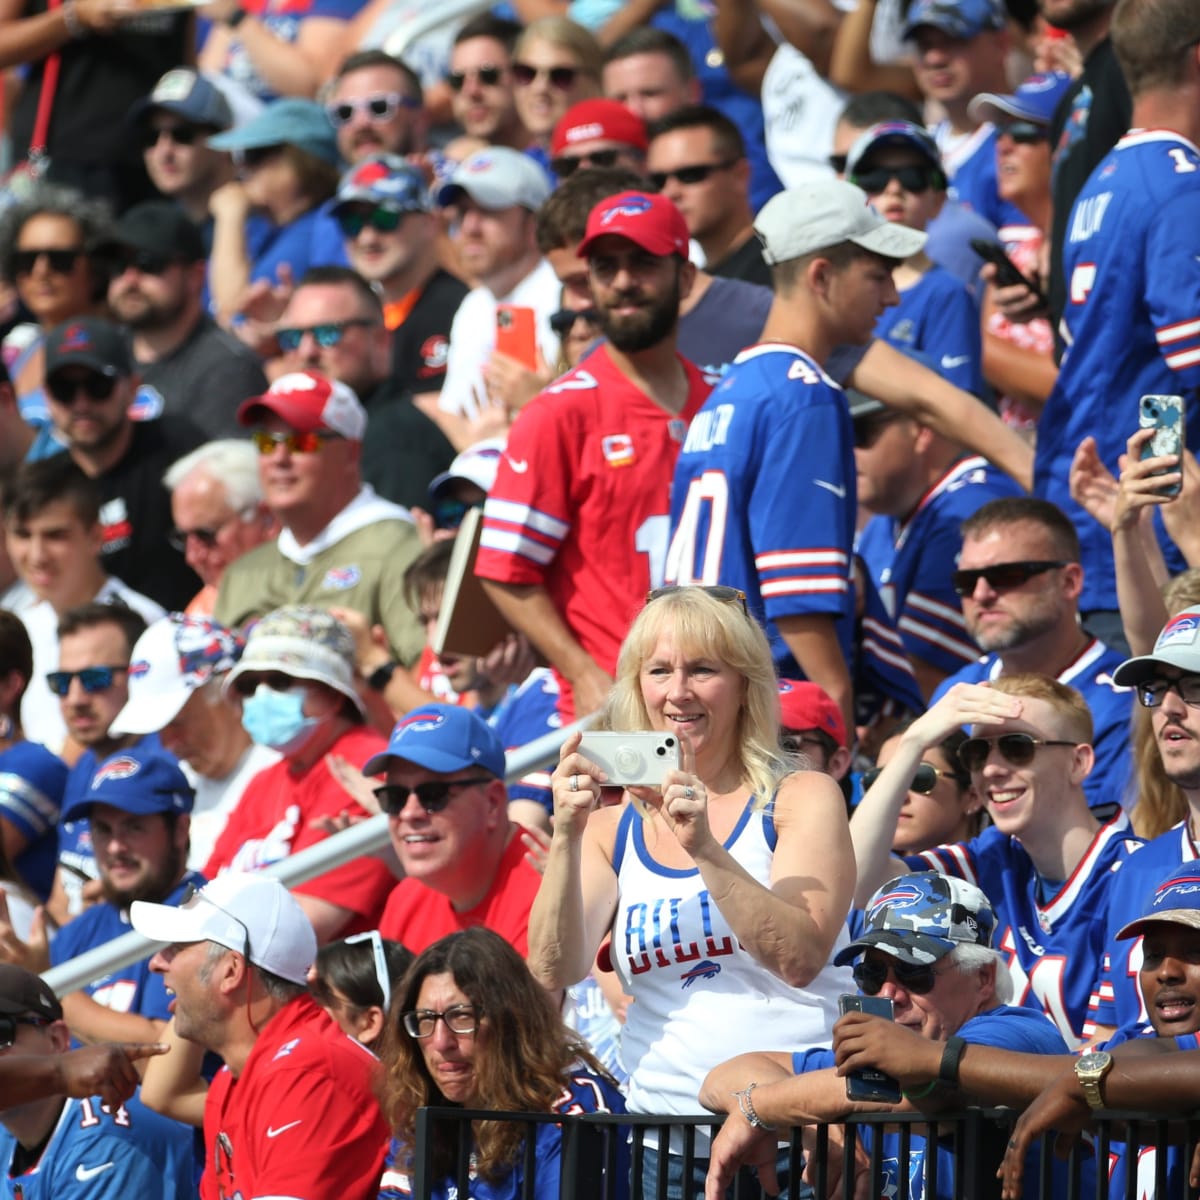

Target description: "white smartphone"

left=576, top=732, right=681, bottom=787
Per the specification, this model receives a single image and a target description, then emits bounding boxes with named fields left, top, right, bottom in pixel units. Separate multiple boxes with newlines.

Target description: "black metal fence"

left=408, top=1107, right=1200, bottom=1200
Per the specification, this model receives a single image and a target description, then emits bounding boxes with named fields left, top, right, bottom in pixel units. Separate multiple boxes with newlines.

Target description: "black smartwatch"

left=366, top=660, right=399, bottom=693
left=939, top=1035, right=967, bottom=1085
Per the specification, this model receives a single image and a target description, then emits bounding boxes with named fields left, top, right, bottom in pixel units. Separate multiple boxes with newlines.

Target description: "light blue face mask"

left=240, top=683, right=320, bottom=754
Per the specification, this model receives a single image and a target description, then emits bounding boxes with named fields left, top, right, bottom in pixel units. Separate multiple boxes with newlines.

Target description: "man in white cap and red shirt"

left=133, top=873, right=388, bottom=1200
left=213, top=369, right=424, bottom=675
left=477, top=190, right=712, bottom=721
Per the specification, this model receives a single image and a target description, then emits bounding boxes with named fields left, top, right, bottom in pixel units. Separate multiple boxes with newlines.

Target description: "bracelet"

left=366, top=660, right=399, bottom=693
left=901, top=1079, right=938, bottom=1100
left=939, top=1035, right=966, bottom=1085
left=733, top=1083, right=777, bottom=1132
left=225, top=6, right=248, bottom=26
left=61, top=0, right=85, bottom=39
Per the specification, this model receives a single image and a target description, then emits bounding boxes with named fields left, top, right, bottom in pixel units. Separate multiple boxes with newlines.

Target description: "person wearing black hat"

left=106, top=201, right=267, bottom=439
left=41, top=316, right=204, bottom=612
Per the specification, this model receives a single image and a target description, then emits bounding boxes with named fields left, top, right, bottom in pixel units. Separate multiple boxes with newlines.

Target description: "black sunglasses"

left=997, top=121, right=1047, bottom=145
left=113, top=248, right=176, bottom=276
left=853, top=411, right=904, bottom=449
left=239, top=145, right=283, bottom=170
left=326, top=92, right=417, bottom=126
left=275, top=318, right=378, bottom=352
left=374, top=776, right=494, bottom=816
left=853, top=957, right=944, bottom=997
left=13, top=247, right=83, bottom=275
left=950, top=560, right=1068, bottom=598
left=46, top=372, right=119, bottom=405
left=861, top=762, right=954, bottom=795
left=336, top=206, right=405, bottom=237
left=552, top=149, right=623, bottom=178
left=549, top=306, right=599, bottom=337
left=0, top=1013, right=54, bottom=1049
left=142, top=123, right=201, bottom=149
left=851, top=165, right=941, bottom=194
left=432, top=497, right=483, bottom=531
left=957, top=732, right=1077, bottom=774
left=512, top=62, right=578, bottom=89
left=646, top=584, right=748, bottom=614
left=447, top=65, right=505, bottom=91
left=648, top=160, right=737, bottom=190
left=46, top=665, right=128, bottom=696
left=1137, top=676, right=1200, bottom=708
left=828, top=153, right=848, bottom=174
left=168, top=526, right=221, bottom=553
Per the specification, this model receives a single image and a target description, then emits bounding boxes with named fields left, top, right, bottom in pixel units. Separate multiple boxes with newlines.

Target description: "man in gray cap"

left=105, top=201, right=267, bottom=438
left=431, top=146, right=559, bottom=448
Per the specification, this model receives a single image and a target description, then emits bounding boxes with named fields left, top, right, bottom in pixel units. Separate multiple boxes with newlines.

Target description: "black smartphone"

left=970, top=238, right=1046, bottom=305
left=838, top=993, right=902, bottom=1103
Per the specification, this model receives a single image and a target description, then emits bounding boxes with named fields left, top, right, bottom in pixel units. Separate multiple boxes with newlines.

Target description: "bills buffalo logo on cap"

left=1152, top=873, right=1200, bottom=909
left=352, top=160, right=391, bottom=187
left=467, top=154, right=495, bottom=173
left=59, top=323, right=92, bottom=353
left=868, top=883, right=925, bottom=917
left=394, top=711, right=446, bottom=736
left=600, top=195, right=653, bottom=224
left=1159, top=613, right=1200, bottom=648
left=91, top=755, right=142, bottom=789
left=129, top=660, right=151, bottom=678
left=321, top=565, right=362, bottom=591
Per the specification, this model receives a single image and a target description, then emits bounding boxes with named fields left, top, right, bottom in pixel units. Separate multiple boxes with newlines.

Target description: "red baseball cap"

left=777, top=679, right=847, bottom=748
left=550, top=98, right=648, bottom=157
left=576, top=190, right=690, bottom=260
left=236, top=370, right=367, bottom=440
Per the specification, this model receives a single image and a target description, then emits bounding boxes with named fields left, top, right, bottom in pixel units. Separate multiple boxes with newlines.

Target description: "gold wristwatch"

left=1074, top=1050, right=1113, bottom=1110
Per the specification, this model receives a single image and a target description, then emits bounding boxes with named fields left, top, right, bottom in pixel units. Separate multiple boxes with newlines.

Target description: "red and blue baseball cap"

left=63, top=746, right=195, bottom=823
left=363, top=704, right=507, bottom=778
left=969, top=71, right=1073, bottom=127
left=777, top=679, right=847, bottom=748
left=576, top=190, right=689, bottom=259
left=903, top=0, right=1006, bottom=39
left=333, top=153, right=431, bottom=215
left=1116, top=863, right=1200, bottom=940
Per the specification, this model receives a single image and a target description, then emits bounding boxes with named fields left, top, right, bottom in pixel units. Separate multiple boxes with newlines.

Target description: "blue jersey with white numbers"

left=1089, top=823, right=1198, bottom=1032
left=909, top=815, right=1143, bottom=1045
left=1036, top=130, right=1200, bottom=612
left=377, top=1068, right=627, bottom=1200
left=930, top=638, right=1134, bottom=814
left=0, top=1092, right=193, bottom=1200
left=665, top=343, right=856, bottom=674
left=874, top=268, right=984, bottom=397
left=857, top=456, right=1022, bottom=676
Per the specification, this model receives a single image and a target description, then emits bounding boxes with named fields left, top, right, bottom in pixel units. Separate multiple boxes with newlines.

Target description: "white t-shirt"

left=437, top=258, right=562, bottom=420
left=761, top=41, right=847, bottom=188
left=184, top=741, right=281, bottom=870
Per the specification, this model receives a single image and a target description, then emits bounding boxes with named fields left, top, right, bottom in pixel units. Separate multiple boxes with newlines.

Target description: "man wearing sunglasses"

left=701, top=873, right=1073, bottom=1200
left=549, top=97, right=649, bottom=180
left=213, top=371, right=424, bottom=672
left=370, top=704, right=543, bottom=956
left=446, top=14, right=527, bottom=150
left=327, top=50, right=425, bottom=164
left=931, top=497, right=1134, bottom=816
left=105, top=201, right=267, bottom=440
left=852, top=674, right=1141, bottom=1047
left=0, top=964, right=193, bottom=1200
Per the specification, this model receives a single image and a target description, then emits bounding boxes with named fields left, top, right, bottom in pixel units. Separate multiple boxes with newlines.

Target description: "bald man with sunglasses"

left=851, top=672, right=1142, bottom=1049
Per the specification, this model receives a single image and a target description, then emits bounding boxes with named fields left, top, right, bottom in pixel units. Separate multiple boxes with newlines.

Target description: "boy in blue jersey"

left=851, top=673, right=1141, bottom=1045
left=1033, top=0, right=1200, bottom=639
left=665, top=177, right=925, bottom=733
left=0, top=964, right=193, bottom=1200
left=700, top=874, right=1081, bottom=1200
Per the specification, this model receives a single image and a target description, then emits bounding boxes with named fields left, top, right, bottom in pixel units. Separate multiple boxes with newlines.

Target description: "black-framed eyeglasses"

left=1137, top=676, right=1200, bottom=708
left=402, top=1003, right=481, bottom=1038
left=325, top=92, right=419, bottom=126
left=46, top=372, right=119, bottom=405
left=552, top=149, right=623, bottom=178
left=141, top=123, right=201, bottom=149
left=648, top=160, right=738, bottom=190
left=549, top=306, right=599, bottom=337
left=512, top=61, right=578, bottom=89
left=996, top=121, right=1047, bottom=145
left=0, top=1013, right=54, bottom=1049
left=851, top=165, right=941, bottom=194
left=374, top=776, right=495, bottom=816
left=447, top=65, right=505, bottom=91
left=275, top=318, right=378, bottom=352
left=344, top=929, right=391, bottom=1010
left=853, top=956, right=948, bottom=997
left=13, top=247, right=83, bottom=275
left=950, top=560, right=1068, bottom=598
left=46, top=665, right=128, bottom=696
left=958, top=732, right=1077, bottom=774
left=180, top=882, right=252, bottom=965
left=336, top=206, right=405, bottom=237
left=861, top=762, right=955, bottom=795
left=646, top=584, right=748, bottom=614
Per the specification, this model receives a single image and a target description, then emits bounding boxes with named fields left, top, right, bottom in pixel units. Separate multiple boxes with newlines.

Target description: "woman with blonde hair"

left=528, top=585, right=855, bottom=1197
left=512, top=17, right=602, bottom=152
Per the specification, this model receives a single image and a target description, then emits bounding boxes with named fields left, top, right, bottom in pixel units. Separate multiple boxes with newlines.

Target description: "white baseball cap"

left=754, top=179, right=927, bottom=265
left=433, top=146, right=552, bottom=212
left=130, top=872, right=317, bottom=985
left=428, top=437, right=506, bottom=501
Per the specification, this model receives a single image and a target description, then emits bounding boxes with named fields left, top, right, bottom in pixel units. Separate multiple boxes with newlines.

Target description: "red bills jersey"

left=475, top=345, right=711, bottom=719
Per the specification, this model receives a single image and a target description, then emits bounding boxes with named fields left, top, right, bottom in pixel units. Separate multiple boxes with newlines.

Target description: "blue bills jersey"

left=484, top=668, right=560, bottom=814
left=909, top=815, right=1143, bottom=1045
left=666, top=344, right=856, bottom=674
left=937, top=122, right=1034, bottom=233
left=1035, top=131, right=1200, bottom=611
left=857, top=567, right=926, bottom=721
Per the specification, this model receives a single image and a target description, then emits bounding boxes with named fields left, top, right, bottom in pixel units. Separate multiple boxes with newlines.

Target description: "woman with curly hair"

left=377, top=927, right=626, bottom=1200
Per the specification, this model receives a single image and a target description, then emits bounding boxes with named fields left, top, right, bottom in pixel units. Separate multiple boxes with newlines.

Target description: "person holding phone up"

left=529, top=585, right=856, bottom=1199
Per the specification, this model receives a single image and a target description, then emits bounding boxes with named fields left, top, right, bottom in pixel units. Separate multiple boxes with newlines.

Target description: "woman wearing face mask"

left=203, top=605, right=398, bottom=943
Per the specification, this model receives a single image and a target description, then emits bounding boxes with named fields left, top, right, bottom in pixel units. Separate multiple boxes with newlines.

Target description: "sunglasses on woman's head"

left=13, top=247, right=83, bottom=275
left=861, top=762, right=954, bottom=795
left=957, top=732, right=1076, bottom=774
left=512, top=62, right=578, bottom=89
left=852, top=957, right=943, bottom=996
left=373, top=776, right=494, bottom=816
left=645, top=584, right=748, bottom=614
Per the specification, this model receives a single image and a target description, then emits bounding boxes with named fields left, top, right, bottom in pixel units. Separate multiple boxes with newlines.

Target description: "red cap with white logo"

left=236, top=369, right=367, bottom=440
left=577, top=190, right=690, bottom=259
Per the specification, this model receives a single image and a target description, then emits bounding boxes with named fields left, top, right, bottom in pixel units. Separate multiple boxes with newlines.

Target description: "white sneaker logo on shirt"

left=76, top=1163, right=115, bottom=1181
left=266, top=1121, right=303, bottom=1138
left=505, top=455, right=529, bottom=474
left=813, top=480, right=846, bottom=499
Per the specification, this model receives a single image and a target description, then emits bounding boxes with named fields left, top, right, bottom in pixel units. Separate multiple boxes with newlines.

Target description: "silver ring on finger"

left=570, top=774, right=579, bottom=792
left=683, top=785, right=694, bottom=799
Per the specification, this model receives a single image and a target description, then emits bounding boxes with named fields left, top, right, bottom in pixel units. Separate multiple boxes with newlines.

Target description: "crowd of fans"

left=0, top=0, right=1199, bottom=1195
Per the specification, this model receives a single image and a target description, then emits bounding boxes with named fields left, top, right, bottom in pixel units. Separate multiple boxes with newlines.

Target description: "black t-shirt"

left=1047, top=36, right=1132, bottom=343
left=95, top=417, right=205, bottom=611
left=388, top=268, right=469, bottom=397
left=709, top=234, right=773, bottom=290
left=361, top=382, right=456, bottom=511
left=138, top=315, right=268, bottom=440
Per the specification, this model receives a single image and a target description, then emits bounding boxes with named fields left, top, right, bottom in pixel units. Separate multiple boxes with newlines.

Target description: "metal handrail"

left=41, top=718, right=587, bottom=996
